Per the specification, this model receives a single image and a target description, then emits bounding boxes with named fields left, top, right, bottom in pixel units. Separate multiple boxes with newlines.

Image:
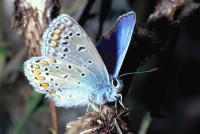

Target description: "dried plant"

left=11, top=0, right=60, bottom=57
left=66, top=104, right=132, bottom=134
left=11, top=0, right=60, bottom=133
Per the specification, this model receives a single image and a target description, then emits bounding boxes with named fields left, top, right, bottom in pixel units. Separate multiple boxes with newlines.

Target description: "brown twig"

left=49, top=101, right=58, bottom=134
left=11, top=0, right=60, bottom=133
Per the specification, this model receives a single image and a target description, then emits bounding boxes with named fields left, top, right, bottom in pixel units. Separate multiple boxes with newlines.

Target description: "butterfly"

left=24, top=11, right=136, bottom=108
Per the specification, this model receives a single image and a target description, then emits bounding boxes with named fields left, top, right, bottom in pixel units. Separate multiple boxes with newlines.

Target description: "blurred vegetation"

left=1, top=0, right=200, bottom=134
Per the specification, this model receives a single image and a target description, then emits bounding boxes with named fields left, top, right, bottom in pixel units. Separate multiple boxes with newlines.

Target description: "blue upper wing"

left=96, top=11, right=136, bottom=78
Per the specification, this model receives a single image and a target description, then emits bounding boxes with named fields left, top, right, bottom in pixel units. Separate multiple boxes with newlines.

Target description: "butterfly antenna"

left=118, top=68, right=159, bottom=78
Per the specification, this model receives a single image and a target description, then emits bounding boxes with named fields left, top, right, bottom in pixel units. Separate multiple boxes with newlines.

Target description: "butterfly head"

left=90, top=77, right=123, bottom=105
left=111, top=77, right=123, bottom=93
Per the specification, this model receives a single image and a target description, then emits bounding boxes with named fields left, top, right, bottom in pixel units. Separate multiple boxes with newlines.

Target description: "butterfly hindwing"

left=96, top=11, right=136, bottom=78
left=24, top=57, right=98, bottom=107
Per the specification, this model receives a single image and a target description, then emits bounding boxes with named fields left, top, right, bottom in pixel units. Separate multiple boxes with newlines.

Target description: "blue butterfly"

left=24, top=11, right=136, bottom=108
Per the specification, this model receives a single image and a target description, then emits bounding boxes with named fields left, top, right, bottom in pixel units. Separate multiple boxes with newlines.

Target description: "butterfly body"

left=24, top=12, right=136, bottom=108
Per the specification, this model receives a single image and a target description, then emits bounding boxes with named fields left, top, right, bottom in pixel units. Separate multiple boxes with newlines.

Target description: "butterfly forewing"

left=41, top=14, right=109, bottom=83
left=96, top=12, right=136, bottom=78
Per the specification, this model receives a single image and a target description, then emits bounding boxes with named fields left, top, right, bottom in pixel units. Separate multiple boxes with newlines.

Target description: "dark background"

left=0, top=0, right=200, bottom=134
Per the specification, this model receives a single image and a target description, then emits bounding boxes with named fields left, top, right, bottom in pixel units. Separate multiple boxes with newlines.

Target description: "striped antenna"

left=118, top=68, right=159, bottom=78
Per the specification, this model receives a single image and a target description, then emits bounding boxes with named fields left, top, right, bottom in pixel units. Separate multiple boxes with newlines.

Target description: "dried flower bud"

left=11, top=0, right=60, bottom=56
left=148, top=0, right=192, bottom=22
left=66, top=105, right=132, bottom=134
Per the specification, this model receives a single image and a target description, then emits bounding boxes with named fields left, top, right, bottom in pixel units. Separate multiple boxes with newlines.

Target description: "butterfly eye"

left=112, top=78, right=119, bottom=88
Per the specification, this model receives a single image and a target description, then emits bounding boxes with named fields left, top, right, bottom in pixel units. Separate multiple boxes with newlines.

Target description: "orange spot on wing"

left=35, top=76, right=45, bottom=81
left=50, top=89, right=56, bottom=95
left=40, top=83, right=49, bottom=89
left=49, top=58, right=56, bottom=63
left=54, top=29, right=62, bottom=34
left=40, top=60, right=49, bottom=65
left=51, top=40, right=58, bottom=47
left=53, top=34, right=60, bottom=40
left=32, top=70, right=41, bottom=75
left=31, top=64, right=40, bottom=69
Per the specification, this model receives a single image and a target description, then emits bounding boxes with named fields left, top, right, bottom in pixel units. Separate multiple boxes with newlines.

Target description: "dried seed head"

left=66, top=105, right=132, bottom=134
left=11, top=0, right=60, bottom=57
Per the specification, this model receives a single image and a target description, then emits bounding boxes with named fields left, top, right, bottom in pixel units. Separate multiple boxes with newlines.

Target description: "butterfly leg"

left=115, top=94, right=125, bottom=109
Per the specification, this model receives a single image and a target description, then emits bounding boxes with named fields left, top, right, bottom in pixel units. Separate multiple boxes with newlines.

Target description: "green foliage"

left=12, top=92, right=44, bottom=134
